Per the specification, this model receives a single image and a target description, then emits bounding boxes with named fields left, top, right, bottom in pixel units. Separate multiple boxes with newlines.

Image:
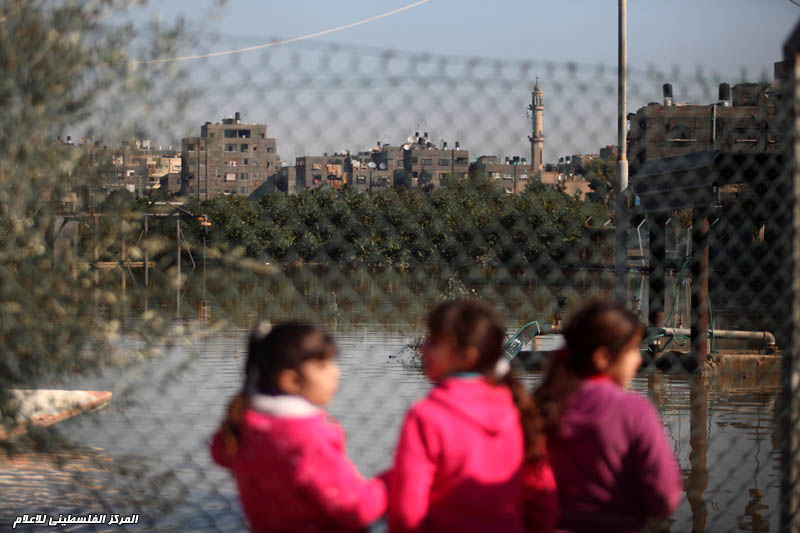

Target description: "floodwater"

left=0, top=267, right=783, bottom=532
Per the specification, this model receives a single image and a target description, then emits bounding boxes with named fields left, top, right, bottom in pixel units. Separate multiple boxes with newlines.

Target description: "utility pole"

left=614, top=0, right=629, bottom=301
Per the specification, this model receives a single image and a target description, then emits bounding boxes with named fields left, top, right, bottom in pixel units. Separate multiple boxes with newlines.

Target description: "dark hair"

left=534, top=298, right=645, bottom=439
left=244, top=322, right=335, bottom=396
left=427, top=299, right=545, bottom=463
left=218, top=321, right=335, bottom=458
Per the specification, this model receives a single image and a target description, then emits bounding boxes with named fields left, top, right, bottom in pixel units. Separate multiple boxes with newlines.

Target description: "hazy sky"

left=121, top=1, right=798, bottom=159
left=143, top=0, right=796, bottom=78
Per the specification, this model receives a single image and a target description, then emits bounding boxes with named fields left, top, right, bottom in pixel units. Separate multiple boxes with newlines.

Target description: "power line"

left=791, top=0, right=800, bottom=7
left=133, top=0, right=432, bottom=65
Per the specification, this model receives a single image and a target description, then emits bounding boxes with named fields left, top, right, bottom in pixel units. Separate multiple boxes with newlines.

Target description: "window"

left=225, top=145, right=235, bottom=152
left=411, top=157, right=418, bottom=164
left=238, top=130, right=251, bottom=138
left=225, top=130, right=236, bottom=138
left=243, top=158, right=248, bottom=166
left=199, top=145, right=205, bottom=151
left=126, top=169, right=135, bottom=177
left=240, top=187, right=248, bottom=194
left=260, top=133, right=265, bottom=139
left=225, top=173, right=236, bottom=181
left=240, top=144, right=248, bottom=152
left=665, top=124, right=696, bottom=142
left=267, top=147, right=274, bottom=153
left=239, top=172, right=248, bottom=180
left=266, top=162, right=271, bottom=168
left=226, top=160, right=237, bottom=167
left=187, top=143, right=195, bottom=151
left=519, top=174, right=529, bottom=180
left=313, top=174, right=322, bottom=184
left=422, top=158, right=433, bottom=165
left=357, top=175, right=367, bottom=183
left=439, top=159, right=449, bottom=166
left=312, top=163, right=323, bottom=170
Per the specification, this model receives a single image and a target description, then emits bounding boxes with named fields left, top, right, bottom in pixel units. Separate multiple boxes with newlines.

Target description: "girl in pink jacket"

left=388, top=299, right=558, bottom=533
left=210, top=322, right=387, bottom=533
left=534, top=299, right=683, bottom=533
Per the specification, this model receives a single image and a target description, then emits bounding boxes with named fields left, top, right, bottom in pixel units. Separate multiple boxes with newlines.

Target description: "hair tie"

left=494, top=358, right=511, bottom=378
left=252, top=321, right=272, bottom=340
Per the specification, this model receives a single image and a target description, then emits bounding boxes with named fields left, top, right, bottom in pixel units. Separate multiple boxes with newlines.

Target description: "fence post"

left=781, top=20, right=800, bottom=533
left=690, top=208, right=709, bottom=366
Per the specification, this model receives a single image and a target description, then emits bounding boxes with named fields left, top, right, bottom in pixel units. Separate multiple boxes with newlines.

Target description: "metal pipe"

left=144, top=213, right=149, bottom=288
left=661, top=328, right=776, bottom=347
left=711, top=104, right=717, bottom=149
left=614, top=0, right=629, bottom=301
left=176, top=214, right=181, bottom=317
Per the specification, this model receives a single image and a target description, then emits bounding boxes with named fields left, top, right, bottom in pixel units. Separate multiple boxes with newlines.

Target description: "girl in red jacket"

left=388, top=299, right=558, bottom=533
left=210, top=322, right=387, bottom=533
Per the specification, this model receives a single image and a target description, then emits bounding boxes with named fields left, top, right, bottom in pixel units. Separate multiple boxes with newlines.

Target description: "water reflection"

left=643, top=370, right=779, bottom=532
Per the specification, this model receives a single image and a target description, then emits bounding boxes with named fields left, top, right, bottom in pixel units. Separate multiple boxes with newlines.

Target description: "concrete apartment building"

left=94, top=139, right=181, bottom=198
left=472, top=155, right=531, bottom=194
left=182, top=112, right=279, bottom=199
left=295, top=154, right=348, bottom=191
left=627, top=79, right=781, bottom=176
left=348, top=145, right=395, bottom=192
left=401, top=134, right=469, bottom=189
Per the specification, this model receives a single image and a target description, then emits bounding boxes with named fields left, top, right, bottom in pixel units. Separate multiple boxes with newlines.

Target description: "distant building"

left=400, top=133, right=469, bottom=189
left=93, top=140, right=181, bottom=198
left=627, top=81, right=781, bottom=177
left=471, top=155, right=530, bottom=194
left=295, top=154, right=348, bottom=191
left=182, top=112, right=279, bottom=199
left=347, top=145, right=395, bottom=192
left=599, top=145, right=618, bottom=161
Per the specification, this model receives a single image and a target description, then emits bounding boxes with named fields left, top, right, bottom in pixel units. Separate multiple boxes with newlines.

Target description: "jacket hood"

left=428, top=376, right=518, bottom=435
left=559, top=380, right=620, bottom=439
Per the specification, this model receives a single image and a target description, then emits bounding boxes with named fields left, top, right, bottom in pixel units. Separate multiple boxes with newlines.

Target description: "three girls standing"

left=211, top=298, right=681, bottom=532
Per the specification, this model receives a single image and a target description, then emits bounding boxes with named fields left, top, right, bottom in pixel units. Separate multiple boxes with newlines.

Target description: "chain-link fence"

left=1, top=1, right=799, bottom=531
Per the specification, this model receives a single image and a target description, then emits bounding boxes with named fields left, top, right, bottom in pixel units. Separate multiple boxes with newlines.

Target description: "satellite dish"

left=403, top=143, right=411, bottom=150
left=368, top=162, right=377, bottom=169
left=407, top=136, right=415, bottom=144
left=379, top=162, right=387, bottom=170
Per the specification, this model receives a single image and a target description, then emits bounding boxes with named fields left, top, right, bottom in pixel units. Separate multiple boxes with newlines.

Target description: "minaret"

left=527, top=79, right=545, bottom=173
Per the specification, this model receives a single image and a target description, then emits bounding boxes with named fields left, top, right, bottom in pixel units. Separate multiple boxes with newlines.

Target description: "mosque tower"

left=527, top=79, right=545, bottom=173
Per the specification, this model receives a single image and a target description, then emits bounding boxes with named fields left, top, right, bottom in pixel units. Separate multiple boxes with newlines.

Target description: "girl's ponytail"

left=499, top=369, right=545, bottom=464
left=535, top=298, right=644, bottom=439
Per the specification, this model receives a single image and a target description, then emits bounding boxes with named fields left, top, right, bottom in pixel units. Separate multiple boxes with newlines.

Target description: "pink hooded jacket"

left=210, top=395, right=387, bottom=533
left=548, top=378, right=683, bottom=533
left=388, top=376, right=527, bottom=533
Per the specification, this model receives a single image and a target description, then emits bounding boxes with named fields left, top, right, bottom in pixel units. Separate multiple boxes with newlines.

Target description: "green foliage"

left=0, top=0, right=190, bottom=426
left=585, top=157, right=617, bottom=209
left=179, top=181, right=606, bottom=271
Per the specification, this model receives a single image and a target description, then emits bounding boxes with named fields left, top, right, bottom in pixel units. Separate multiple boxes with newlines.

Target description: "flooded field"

left=0, top=321, right=781, bottom=532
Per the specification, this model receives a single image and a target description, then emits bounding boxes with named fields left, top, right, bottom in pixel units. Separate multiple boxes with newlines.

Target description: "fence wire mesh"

left=0, top=1, right=798, bottom=532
